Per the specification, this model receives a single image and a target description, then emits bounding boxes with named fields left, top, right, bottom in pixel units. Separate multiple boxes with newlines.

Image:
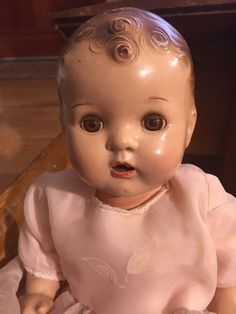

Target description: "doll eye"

left=142, top=113, right=167, bottom=131
left=80, top=115, right=103, bottom=132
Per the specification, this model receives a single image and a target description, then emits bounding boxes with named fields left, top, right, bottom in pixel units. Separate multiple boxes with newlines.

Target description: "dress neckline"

left=92, top=183, right=169, bottom=215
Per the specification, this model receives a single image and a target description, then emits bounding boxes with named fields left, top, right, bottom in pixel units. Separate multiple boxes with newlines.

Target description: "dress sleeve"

left=18, top=175, right=64, bottom=281
left=206, top=173, right=236, bottom=288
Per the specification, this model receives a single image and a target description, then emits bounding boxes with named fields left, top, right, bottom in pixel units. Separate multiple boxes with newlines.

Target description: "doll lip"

left=110, top=162, right=136, bottom=178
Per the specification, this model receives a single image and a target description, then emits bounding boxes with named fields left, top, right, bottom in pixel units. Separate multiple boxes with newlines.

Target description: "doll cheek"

left=145, top=136, right=169, bottom=160
left=146, top=139, right=183, bottom=173
left=148, top=154, right=170, bottom=173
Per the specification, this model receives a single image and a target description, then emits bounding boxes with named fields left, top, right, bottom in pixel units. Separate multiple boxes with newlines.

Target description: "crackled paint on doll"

left=57, top=8, right=197, bottom=209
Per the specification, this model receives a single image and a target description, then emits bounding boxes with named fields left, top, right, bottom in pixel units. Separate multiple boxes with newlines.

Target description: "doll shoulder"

left=24, top=169, right=93, bottom=218
left=26, top=168, right=91, bottom=198
left=175, top=164, right=235, bottom=211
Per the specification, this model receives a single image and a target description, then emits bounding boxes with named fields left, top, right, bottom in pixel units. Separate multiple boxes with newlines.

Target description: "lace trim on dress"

left=25, top=266, right=65, bottom=281
left=92, top=183, right=169, bottom=215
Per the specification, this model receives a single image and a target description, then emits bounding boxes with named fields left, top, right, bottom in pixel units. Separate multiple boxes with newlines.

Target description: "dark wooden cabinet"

left=0, top=1, right=105, bottom=57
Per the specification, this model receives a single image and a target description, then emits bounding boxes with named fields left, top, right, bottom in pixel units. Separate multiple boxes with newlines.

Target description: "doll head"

left=57, top=7, right=197, bottom=208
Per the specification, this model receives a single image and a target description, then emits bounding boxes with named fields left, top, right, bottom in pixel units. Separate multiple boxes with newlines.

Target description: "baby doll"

left=18, top=7, right=236, bottom=314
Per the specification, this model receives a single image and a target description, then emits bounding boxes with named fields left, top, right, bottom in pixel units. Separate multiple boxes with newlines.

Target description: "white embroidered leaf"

left=82, top=257, right=119, bottom=286
left=126, top=246, right=152, bottom=275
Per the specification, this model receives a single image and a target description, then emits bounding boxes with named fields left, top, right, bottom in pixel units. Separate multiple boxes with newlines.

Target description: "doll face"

left=59, top=46, right=196, bottom=205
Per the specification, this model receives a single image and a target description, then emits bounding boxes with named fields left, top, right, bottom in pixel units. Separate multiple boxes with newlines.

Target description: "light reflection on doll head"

left=57, top=8, right=197, bottom=208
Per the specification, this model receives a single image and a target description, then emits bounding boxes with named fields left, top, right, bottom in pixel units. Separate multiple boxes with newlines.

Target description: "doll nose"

left=105, top=126, right=139, bottom=152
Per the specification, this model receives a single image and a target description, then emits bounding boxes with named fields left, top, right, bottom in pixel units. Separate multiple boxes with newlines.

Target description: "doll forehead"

left=58, top=49, right=193, bottom=115
left=59, top=44, right=192, bottom=96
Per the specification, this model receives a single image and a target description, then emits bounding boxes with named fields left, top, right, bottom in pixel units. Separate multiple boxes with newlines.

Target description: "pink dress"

left=18, top=164, right=236, bottom=314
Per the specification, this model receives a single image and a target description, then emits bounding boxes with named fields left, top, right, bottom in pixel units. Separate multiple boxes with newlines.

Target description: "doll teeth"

left=113, top=164, right=134, bottom=171
left=111, top=162, right=135, bottom=177
left=112, top=162, right=135, bottom=171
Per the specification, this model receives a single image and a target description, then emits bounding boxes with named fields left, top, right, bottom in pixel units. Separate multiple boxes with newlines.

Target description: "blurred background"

left=0, top=0, right=107, bottom=194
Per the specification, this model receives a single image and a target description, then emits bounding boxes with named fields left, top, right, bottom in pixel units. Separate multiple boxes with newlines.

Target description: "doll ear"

left=185, top=107, right=197, bottom=149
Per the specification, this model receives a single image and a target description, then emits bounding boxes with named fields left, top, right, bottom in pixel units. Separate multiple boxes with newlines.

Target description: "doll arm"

left=208, top=286, right=236, bottom=314
left=20, top=272, right=60, bottom=314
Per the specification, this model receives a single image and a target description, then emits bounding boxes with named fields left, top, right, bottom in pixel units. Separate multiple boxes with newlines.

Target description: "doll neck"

left=95, top=187, right=163, bottom=210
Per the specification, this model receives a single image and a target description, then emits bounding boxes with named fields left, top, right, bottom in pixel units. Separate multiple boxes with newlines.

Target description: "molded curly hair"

left=58, top=7, right=194, bottom=95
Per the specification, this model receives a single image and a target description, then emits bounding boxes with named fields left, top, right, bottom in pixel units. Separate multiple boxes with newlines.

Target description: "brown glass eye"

left=142, top=113, right=167, bottom=131
left=80, top=116, right=103, bottom=132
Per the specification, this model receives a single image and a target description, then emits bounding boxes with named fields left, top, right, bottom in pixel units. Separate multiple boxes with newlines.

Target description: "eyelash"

left=79, top=113, right=167, bottom=133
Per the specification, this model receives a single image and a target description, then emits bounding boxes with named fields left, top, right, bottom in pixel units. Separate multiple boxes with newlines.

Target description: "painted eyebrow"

left=148, top=96, right=168, bottom=101
left=71, top=102, right=93, bottom=109
left=71, top=97, right=167, bottom=109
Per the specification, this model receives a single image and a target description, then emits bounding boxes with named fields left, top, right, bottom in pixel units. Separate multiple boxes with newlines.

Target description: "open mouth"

left=111, top=162, right=135, bottom=177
